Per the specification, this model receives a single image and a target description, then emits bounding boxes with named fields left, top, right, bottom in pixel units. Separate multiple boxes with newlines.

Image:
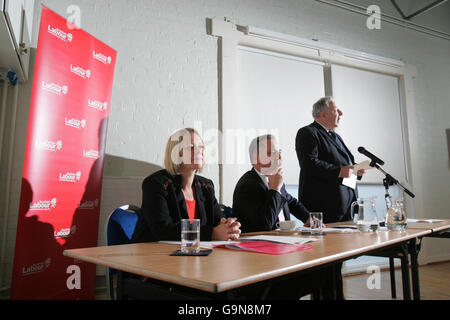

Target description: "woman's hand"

left=212, top=218, right=241, bottom=241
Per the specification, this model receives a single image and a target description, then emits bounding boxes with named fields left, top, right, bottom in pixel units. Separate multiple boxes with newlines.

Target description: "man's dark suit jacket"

left=295, top=121, right=358, bottom=223
left=232, top=168, right=310, bottom=233
left=132, top=169, right=223, bottom=243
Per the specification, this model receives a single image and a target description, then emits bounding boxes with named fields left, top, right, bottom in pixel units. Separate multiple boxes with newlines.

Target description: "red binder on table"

left=214, top=241, right=313, bottom=255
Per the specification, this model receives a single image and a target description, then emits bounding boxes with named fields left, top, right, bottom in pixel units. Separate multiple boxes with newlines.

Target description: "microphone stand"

left=369, top=161, right=415, bottom=209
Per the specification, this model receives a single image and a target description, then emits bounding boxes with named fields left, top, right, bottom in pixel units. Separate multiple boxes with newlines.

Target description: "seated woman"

left=132, top=128, right=240, bottom=243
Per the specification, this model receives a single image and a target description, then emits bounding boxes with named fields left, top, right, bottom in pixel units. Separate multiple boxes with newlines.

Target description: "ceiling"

left=327, top=0, right=450, bottom=35
left=390, top=0, right=449, bottom=20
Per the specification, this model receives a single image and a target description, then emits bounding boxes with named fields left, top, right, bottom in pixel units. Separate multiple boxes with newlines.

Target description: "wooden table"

left=407, top=219, right=450, bottom=233
left=405, top=219, right=450, bottom=299
left=64, top=228, right=432, bottom=299
left=328, top=219, right=450, bottom=300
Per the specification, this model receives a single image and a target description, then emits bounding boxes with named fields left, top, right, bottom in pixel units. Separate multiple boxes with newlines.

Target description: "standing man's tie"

left=329, top=131, right=352, bottom=165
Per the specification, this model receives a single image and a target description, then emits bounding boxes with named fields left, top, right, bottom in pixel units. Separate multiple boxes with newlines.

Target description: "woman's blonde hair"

left=164, top=127, right=205, bottom=175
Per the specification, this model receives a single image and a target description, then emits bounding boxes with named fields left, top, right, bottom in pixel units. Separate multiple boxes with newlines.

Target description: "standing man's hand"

left=339, top=165, right=354, bottom=178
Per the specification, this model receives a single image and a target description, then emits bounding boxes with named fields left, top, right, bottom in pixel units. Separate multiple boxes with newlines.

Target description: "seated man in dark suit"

left=233, top=134, right=310, bottom=233
left=232, top=134, right=324, bottom=300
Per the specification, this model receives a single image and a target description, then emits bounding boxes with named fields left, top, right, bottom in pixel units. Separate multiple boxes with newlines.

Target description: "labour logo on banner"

left=64, top=117, right=86, bottom=129
left=35, top=138, right=63, bottom=152
left=92, top=50, right=112, bottom=64
left=70, top=64, right=91, bottom=79
left=47, top=25, right=73, bottom=43
left=41, top=81, right=68, bottom=95
left=29, top=198, right=58, bottom=211
left=87, top=98, right=108, bottom=111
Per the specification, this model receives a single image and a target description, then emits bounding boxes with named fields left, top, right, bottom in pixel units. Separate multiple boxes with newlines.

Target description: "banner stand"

left=11, top=6, right=116, bottom=299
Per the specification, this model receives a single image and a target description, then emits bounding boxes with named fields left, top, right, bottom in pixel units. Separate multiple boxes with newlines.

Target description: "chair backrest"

left=105, top=204, right=140, bottom=300
left=219, top=204, right=233, bottom=218
left=105, top=205, right=140, bottom=246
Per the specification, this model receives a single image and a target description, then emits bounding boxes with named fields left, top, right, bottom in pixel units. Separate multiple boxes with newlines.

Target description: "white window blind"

left=331, top=64, right=407, bottom=184
left=230, top=47, right=325, bottom=190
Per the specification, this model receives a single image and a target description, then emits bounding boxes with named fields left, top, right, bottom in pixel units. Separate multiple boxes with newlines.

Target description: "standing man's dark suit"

left=233, top=168, right=309, bottom=233
left=295, top=121, right=357, bottom=223
left=296, top=115, right=362, bottom=300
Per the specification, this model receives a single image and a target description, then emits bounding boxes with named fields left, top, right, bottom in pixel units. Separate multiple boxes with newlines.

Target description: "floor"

left=96, top=261, right=450, bottom=300
left=343, top=262, right=450, bottom=300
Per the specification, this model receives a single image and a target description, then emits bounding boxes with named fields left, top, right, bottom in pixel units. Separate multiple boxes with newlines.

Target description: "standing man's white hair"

left=312, top=96, right=334, bottom=118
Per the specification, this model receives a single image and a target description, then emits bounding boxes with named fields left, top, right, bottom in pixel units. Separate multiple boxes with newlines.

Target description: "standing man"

left=296, top=96, right=365, bottom=223
left=295, top=96, right=365, bottom=299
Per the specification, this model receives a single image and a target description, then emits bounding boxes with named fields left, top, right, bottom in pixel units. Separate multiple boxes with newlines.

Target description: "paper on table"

left=322, top=227, right=359, bottom=233
left=159, top=240, right=240, bottom=249
left=353, top=160, right=374, bottom=173
left=407, top=218, right=444, bottom=223
left=329, top=225, right=358, bottom=229
left=299, top=226, right=358, bottom=233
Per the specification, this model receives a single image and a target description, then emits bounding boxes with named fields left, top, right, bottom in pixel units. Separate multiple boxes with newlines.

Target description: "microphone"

left=358, top=146, right=385, bottom=166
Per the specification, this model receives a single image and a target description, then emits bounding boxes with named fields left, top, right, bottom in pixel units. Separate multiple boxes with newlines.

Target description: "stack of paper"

left=298, top=226, right=359, bottom=233
left=407, top=218, right=444, bottom=223
left=159, top=240, right=240, bottom=249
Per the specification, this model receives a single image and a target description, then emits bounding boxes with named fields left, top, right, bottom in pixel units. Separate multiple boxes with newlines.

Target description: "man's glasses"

left=259, top=149, right=281, bottom=157
left=268, top=149, right=281, bottom=156
left=182, top=144, right=205, bottom=152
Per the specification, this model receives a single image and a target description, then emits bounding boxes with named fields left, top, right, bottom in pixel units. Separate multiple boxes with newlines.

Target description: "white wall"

left=1, top=0, right=449, bottom=285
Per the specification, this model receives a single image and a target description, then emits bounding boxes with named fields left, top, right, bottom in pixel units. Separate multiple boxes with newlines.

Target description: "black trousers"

left=321, top=212, right=351, bottom=300
left=237, top=269, right=326, bottom=300
left=320, top=263, right=345, bottom=300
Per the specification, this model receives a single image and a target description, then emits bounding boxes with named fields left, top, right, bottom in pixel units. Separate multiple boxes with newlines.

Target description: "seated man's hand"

left=268, top=167, right=284, bottom=192
left=304, top=217, right=326, bottom=228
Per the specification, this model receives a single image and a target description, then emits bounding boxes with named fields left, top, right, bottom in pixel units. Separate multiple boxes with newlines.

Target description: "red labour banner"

left=10, top=6, right=117, bottom=299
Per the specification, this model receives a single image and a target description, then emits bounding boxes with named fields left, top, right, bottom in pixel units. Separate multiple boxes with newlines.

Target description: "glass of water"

left=309, top=212, right=323, bottom=234
left=181, top=219, right=200, bottom=253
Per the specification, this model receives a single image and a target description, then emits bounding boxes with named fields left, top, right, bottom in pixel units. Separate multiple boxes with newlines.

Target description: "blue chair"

left=105, top=204, right=140, bottom=299
left=219, top=204, right=233, bottom=218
